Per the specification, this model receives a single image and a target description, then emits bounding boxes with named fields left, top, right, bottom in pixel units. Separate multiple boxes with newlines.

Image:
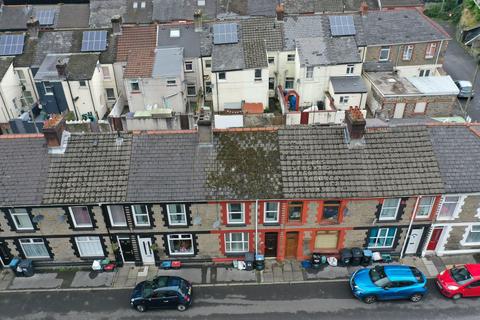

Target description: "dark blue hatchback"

left=350, top=265, right=427, bottom=304
left=130, top=276, right=192, bottom=312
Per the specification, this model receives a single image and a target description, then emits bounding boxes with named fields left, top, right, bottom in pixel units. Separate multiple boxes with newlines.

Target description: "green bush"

left=424, top=0, right=463, bottom=23
left=465, top=0, right=480, bottom=22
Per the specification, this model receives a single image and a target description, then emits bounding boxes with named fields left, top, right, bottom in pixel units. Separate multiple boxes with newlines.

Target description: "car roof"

left=383, top=265, right=417, bottom=282
left=465, top=264, right=480, bottom=277
left=153, top=276, right=184, bottom=289
left=457, top=80, right=472, bottom=87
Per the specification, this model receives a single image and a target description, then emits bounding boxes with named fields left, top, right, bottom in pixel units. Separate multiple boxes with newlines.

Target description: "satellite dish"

left=32, top=215, right=44, bottom=223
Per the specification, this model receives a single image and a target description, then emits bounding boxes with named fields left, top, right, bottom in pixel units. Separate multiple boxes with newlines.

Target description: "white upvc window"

left=132, top=205, right=150, bottom=226
left=416, top=196, right=435, bottom=218
left=379, top=46, right=390, bottom=61
left=402, top=45, right=414, bottom=61
left=379, top=198, right=401, bottom=221
left=167, top=204, right=187, bottom=226
left=339, top=96, right=349, bottom=104
left=225, top=232, right=249, bottom=253
left=264, top=202, right=279, bottom=224
left=287, top=54, right=295, bottom=62
left=306, top=66, right=314, bottom=79
left=184, top=61, right=193, bottom=72
left=19, top=238, right=50, bottom=258
left=227, top=203, right=245, bottom=224
left=69, top=206, right=92, bottom=228
left=101, top=66, right=111, bottom=80
left=425, top=42, right=437, bottom=59
left=107, top=205, right=127, bottom=227
left=167, top=234, right=194, bottom=255
left=462, top=226, right=480, bottom=246
left=437, top=196, right=461, bottom=220
left=75, top=236, right=104, bottom=257
left=368, top=228, right=397, bottom=249
left=346, top=64, right=354, bottom=74
left=130, top=80, right=140, bottom=92
left=9, top=208, right=33, bottom=230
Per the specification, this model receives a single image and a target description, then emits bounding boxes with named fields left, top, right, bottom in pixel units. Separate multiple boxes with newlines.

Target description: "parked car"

left=350, top=265, right=427, bottom=304
left=436, top=264, right=480, bottom=300
left=130, top=276, right=192, bottom=312
left=454, top=80, right=474, bottom=98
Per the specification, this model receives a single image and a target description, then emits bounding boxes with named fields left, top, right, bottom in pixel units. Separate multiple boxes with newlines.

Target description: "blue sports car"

left=350, top=265, right=427, bottom=304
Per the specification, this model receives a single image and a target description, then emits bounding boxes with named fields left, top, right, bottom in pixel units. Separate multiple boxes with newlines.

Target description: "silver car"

left=455, top=80, right=474, bottom=98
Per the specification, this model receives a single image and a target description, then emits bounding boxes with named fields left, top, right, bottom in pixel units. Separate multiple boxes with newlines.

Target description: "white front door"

left=393, top=103, right=406, bottom=118
left=405, top=228, right=424, bottom=255
left=138, top=237, right=155, bottom=265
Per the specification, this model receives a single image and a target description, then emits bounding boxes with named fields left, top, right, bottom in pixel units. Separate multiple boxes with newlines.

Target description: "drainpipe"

left=255, top=200, right=259, bottom=256
left=65, top=78, right=80, bottom=120
left=400, top=196, right=421, bottom=260
left=87, top=80, right=99, bottom=120
left=215, top=72, right=220, bottom=113
left=435, top=40, right=444, bottom=67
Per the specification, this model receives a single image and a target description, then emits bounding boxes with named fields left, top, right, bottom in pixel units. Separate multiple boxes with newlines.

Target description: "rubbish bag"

left=327, top=256, right=338, bottom=267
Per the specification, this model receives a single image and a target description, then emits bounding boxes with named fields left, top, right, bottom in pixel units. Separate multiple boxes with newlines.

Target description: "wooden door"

left=427, top=227, right=443, bottom=251
left=264, top=232, right=278, bottom=257
left=285, top=232, right=299, bottom=259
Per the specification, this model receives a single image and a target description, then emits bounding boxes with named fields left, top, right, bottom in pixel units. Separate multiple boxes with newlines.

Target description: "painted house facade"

left=0, top=57, right=24, bottom=132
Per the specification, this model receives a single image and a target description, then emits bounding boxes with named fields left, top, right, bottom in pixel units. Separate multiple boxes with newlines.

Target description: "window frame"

left=105, top=88, right=116, bottom=101
left=68, top=206, right=93, bottom=228
left=101, top=66, right=111, bottom=80
left=287, top=201, right=303, bottom=222
left=322, top=201, right=341, bottom=222
left=167, top=234, right=194, bottom=255
left=437, top=196, right=461, bottom=221
left=254, top=69, right=262, bottom=80
left=264, top=202, right=279, bottom=224
left=305, top=66, right=314, bottom=79
left=268, top=57, right=275, bottom=64
left=218, top=72, right=226, bottom=80
left=186, top=84, right=196, bottom=96
left=415, top=196, right=435, bottom=219
left=166, top=79, right=177, bottom=86
left=132, top=205, right=151, bottom=227
left=339, top=96, right=349, bottom=104
left=79, top=80, right=87, bottom=87
left=184, top=61, right=193, bottom=72
left=205, top=59, right=211, bottom=68
left=287, top=54, right=295, bottom=62
left=425, top=42, right=437, bottom=59
left=107, top=205, right=127, bottom=227
left=130, top=80, right=140, bottom=92
left=205, top=81, right=212, bottom=94
left=368, top=227, right=397, bottom=249
left=461, top=225, right=480, bottom=246
left=285, top=77, right=294, bottom=89
left=268, top=77, right=275, bottom=90
left=402, top=44, right=414, bottom=61
left=379, top=46, right=390, bottom=62
left=75, top=236, right=104, bottom=257
left=19, top=238, right=50, bottom=258
left=224, top=232, right=249, bottom=253
left=166, top=204, right=187, bottom=226
left=9, top=208, right=34, bottom=230
left=227, top=203, right=245, bottom=225
left=379, top=198, right=401, bottom=221
left=314, top=230, right=340, bottom=250
left=346, top=64, right=354, bottom=74
left=43, top=81, right=54, bottom=95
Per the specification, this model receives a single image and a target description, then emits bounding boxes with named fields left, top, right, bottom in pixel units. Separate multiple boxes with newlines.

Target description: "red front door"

left=427, top=227, right=443, bottom=251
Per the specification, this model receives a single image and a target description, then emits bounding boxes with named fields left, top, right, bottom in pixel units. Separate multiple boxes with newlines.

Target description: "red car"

left=436, top=264, right=480, bottom=299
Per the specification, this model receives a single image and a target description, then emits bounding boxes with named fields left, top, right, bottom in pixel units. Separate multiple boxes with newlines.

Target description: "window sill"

left=286, top=221, right=302, bottom=226
left=109, top=226, right=129, bottom=230
left=130, top=91, right=142, bottom=94
left=263, top=222, right=280, bottom=226
left=226, top=224, right=246, bottom=227
left=168, top=253, right=195, bottom=257
left=167, top=224, right=189, bottom=228
left=13, top=229, right=36, bottom=233
left=460, top=241, right=480, bottom=247
left=72, top=227, right=95, bottom=231
left=225, top=252, right=248, bottom=257
left=436, top=217, right=455, bottom=222
left=319, top=220, right=339, bottom=225
left=133, top=226, right=153, bottom=229
left=425, top=57, right=434, bottom=60
left=79, top=256, right=105, bottom=260
left=254, top=78, right=262, bottom=82
left=377, top=218, right=397, bottom=222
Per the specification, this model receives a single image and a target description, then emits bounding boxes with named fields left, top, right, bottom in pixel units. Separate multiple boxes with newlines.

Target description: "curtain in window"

left=109, top=205, right=126, bottom=225
left=76, top=237, right=104, bottom=257
left=21, top=240, right=49, bottom=258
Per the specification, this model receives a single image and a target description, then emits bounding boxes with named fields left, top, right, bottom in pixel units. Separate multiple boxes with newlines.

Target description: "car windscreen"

left=450, top=266, right=473, bottom=285
left=369, top=266, right=390, bottom=287
left=410, top=267, right=424, bottom=283
left=142, top=281, right=154, bottom=298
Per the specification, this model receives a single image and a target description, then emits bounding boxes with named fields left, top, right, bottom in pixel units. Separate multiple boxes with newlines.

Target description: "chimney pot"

left=42, top=115, right=66, bottom=147
left=56, top=59, right=67, bottom=77
left=197, top=119, right=212, bottom=144
left=360, top=1, right=369, bottom=16
left=345, top=106, right=366, bottom=141
left=275, top=3, right=284, bottom=22
left=194, top=9, right=203, bottom=32
left=27, top=17, right=40, bottom=39
left=111, top=15, right=122, bottom=35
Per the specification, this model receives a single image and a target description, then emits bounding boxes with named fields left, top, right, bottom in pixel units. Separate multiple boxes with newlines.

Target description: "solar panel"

left=37, top=9, right=56, bottom=26
left=81, top=31, right=108, bottom=52
left=329, top=16, right=356, bottom=37
left=0, top=34, right=25, bottom=56
left=213, top=23, right=238, bottom=44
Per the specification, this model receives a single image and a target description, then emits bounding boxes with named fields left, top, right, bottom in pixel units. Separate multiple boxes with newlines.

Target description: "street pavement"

left=440, top=21, right=480, bottom=121
left=1, top=280, right=479, bottom=320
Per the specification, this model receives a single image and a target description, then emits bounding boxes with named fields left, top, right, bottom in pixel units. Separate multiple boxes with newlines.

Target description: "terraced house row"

left=0, top=110, right=479, bottom=267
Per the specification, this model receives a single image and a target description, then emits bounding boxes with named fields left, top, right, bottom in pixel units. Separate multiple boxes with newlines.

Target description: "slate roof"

left=361, top=10, right=450, bottom=46
left=206, top=129, right=282, bottom=200
left=0, top=135, right=49, bottom=207
left=153, top=0, right=217, bottom=22
left=330, top=76, right=368, bottom=93
left=0, top=5, right=30, bottom=31
left=216, top=0, right=277, bottom=18
left=428, top=126, right=480, bottom=194
left=65, top=53, right=100, bottom=81
left=156, top=24, right=202, bottom=58
left=124, top=0, right=153, bottom=24
left=284, top=15, right=325, bottom=51
left=284, top=0, right=344, bottom=14
left=241, top=17, right=284, bottom=52
left=89, top=0, right=127, bottom=28
left=0, top=57, right=13, bottom=79
left=43, top=133, right=132, bottom=205
left=296, top=36, right=361, bottom=66
left=212, top=42, right=245, bottom=72
left=56, top=4, right=90, bottom=29
left=278, top=125, right=445, bottom=199
left=127, top=132, right=211, bottom=203
left=344, top=0, right=379, bottom=11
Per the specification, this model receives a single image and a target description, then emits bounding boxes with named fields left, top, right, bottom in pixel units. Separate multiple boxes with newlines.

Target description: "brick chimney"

left=43, top=115, right=66, bottom=147
left=27, top=17, right=40, bottom=39
left=198, top=119, right=212, bottom=144
left=194, top=9, right=202, bottom=32
left=276, top=3, right=284, bottom=22
left=345, top=106, right=366, bottom=141
left=360, top=1, right=369, bottom=16
left=56, top=59, right=67, bottom=77
left=111, top=15, right=122, bottom=35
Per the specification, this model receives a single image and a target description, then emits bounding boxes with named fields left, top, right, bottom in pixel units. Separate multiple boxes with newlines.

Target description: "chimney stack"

left=275, top=3, right=284, bottom=22
left=360, top=1, right=369, bottom=16
left=111, top=15, right=122, bottom=35
left=197, top=119, right=212, bottom=144
left=56, top=59, right=67, bottom=77
left=43, top=115, right=66, bottom=147
left=345, top=106, right=366, bottom=141
left=27, top=17, right=40, bottom=39
left=194, top=9, right=203, bottom=32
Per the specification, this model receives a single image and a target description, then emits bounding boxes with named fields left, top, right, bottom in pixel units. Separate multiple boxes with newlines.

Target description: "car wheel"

left=135, top=304, right=146, bottom=313
left=363, top=295, right=377, bottom=304
left=452, top=294, right=462, bottom=300
left=410, top=294, right=423, bottom=303
left=177, top=304, right=187, bottom=312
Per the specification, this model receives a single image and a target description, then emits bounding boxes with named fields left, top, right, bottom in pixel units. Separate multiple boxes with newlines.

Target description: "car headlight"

left=447, top=285, right=459, bottom=290
left=440, top=270, right=445, bottom=276
left=130, top=298, right=135, bottom=303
